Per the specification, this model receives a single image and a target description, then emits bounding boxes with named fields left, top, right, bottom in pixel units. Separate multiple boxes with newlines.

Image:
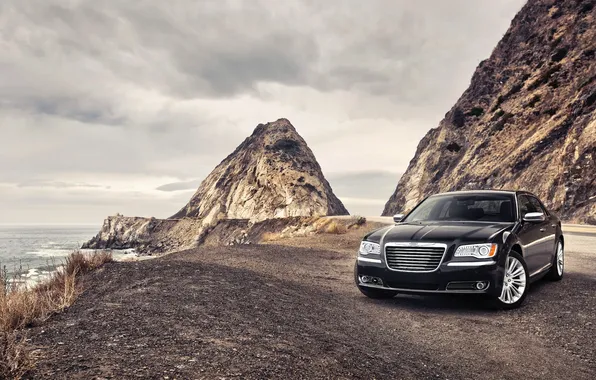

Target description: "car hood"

left=382, top=221, right=514, bottom=244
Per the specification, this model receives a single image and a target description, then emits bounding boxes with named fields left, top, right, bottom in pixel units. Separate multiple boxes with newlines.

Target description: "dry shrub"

left=0, top=250, right=112, bottom=379
left=313, top=218, right=333, bottom=233
left=0, top=331, right=36, bottom=380
left=0, top=288, right=50, bottom=331
left=260, top=232, right=281, bottom=242
left=347, top=216, right=366, bottom=229
left=65, top=250, right=113, bottom=277
left=323, top=221, right=348, bottom=235
left=311, top=218, right=348, bottom=235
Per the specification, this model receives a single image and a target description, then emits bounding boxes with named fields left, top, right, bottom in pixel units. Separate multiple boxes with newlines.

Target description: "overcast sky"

left=0, top=0, right=526, bottom=224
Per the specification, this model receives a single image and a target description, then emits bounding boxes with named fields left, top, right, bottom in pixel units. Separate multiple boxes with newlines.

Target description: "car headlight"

left=359, top=241, right=381, bottom=255
left=454, top=243, right=497, bottom=259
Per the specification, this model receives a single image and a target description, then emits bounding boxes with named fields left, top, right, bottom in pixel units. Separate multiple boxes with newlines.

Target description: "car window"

left=518, top=195, right=537, bottom=215
left=405, top=194, right=515, bottom=222
left=528, top=196, right=547, bottom=215
left=407, top=197, right=442, bottom=222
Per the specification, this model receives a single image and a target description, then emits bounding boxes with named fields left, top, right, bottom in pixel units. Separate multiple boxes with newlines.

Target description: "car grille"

left=385, top=244, right=446, bottom=272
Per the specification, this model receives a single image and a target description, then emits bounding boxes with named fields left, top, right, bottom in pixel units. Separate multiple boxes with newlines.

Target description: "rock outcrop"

left=81, top=215, right=204, bottom=253
left=383, top=0, right=596, bottom=223
left=171, top=118, right=348, bottom=223
left=83, top=119, right=349, bottom=253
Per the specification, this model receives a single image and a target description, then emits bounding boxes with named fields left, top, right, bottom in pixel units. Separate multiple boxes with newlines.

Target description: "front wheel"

left=490, top=252, right=529, bottom=309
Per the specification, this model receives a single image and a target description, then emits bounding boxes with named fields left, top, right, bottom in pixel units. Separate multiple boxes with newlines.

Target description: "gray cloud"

left=156, top=180, right=202, bottom=192
left=17, top=180, right=107, bottom=189
left=0, top=0, right=525, bottom=223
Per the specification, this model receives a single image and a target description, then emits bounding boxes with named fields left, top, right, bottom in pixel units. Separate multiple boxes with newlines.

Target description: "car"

left=355, top=190, right=564, bottom=309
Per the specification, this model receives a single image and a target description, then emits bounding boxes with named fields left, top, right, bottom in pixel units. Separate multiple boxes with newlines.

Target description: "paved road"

left=567, top=233, right=596, bottom=254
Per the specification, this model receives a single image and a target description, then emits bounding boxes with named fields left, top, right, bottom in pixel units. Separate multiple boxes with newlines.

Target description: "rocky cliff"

left=83, top=119, right=348, bottom=253
left=383, top=0, right=596, bottom=223
left=171, top=118, right=348, bottom=223
left=82, top=215, right=205, bottom=253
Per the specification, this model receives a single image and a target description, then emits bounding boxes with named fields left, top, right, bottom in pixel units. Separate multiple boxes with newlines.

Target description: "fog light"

left=475, top=281, right=488, bottom=290
left=360, top=276, right=383, bottom=285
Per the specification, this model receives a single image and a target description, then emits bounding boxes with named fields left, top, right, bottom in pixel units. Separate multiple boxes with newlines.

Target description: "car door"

left=528, top=196, right=557, bottom=269
left=517, top=195, right=548, bottom=275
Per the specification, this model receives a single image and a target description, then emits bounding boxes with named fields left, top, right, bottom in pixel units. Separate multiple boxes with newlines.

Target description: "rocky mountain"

left=171, top=118, right=348, bottom=223
left=383, top=0, right=596, bottom=223
left=83, top=119, right=348, bottom=253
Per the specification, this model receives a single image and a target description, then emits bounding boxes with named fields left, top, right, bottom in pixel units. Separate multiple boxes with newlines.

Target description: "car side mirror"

left=523, top=212, right=545, bottom=223
left=393, top=214, right=404, bottom=223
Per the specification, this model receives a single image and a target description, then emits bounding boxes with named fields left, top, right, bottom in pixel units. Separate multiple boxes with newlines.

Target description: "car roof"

left=431, top=189, right=537, bottom=197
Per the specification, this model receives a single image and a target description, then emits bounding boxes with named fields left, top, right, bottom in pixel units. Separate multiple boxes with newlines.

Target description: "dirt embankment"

left=28, top=224, right=596, bottom=379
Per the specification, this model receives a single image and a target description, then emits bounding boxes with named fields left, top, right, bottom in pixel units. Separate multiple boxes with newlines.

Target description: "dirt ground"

left=26, top=224, right=596, bottom=379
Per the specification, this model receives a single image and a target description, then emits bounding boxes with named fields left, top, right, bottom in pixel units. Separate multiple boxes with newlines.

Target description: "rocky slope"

left=83, top=119, right=348, bottom=253
left=82, top=215, right=204, bottom=253
left=171, top=118, right=348, bottom=223
left=383, top=0, right=596, bottom=223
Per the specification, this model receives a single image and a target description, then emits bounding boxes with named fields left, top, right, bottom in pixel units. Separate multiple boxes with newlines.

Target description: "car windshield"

left=403, top=193, right=516, bottom=223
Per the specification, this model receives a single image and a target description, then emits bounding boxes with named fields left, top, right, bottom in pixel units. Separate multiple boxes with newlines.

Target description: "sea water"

left=0, top=225, right=100, bottom=281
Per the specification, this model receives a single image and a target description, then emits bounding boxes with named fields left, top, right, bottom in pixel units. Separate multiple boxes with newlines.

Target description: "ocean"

left=0, top=225, right=100, bottom=281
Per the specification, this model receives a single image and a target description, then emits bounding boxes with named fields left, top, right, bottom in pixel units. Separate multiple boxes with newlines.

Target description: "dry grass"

left=0, top=331, right=36, bottom=380
left=260, top=232, right=281, bottom=242
left=347, top=216, right=367, bottom=229
left=312, top=219, right=348, bottom=235
left=0, top=250, right=112, bottom=379
left=323, top=221, right=348, bottom=234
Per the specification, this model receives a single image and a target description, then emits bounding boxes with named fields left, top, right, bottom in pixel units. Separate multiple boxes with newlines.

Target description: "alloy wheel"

left=556, top=243, right=564, bottom=276
left=498, top=256, right=527, bottom=304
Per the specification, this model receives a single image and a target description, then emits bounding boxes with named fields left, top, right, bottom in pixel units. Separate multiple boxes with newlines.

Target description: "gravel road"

left=27, top=227, right=595, bottom=379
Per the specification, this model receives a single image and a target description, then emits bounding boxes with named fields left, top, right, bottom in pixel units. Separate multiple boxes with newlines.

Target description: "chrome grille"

left=385, top=243, right=446, bottom=272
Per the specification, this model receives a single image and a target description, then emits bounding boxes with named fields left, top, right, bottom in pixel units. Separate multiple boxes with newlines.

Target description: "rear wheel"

left=491, top=252, right=529, bottom=309
left=546, top=241, right=564, bottom=281
left=354, top=262, right=397, bottom=299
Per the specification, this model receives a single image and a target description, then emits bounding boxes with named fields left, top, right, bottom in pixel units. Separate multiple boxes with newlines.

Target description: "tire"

left=546, top=240, right=564, bottom=281
left=354, top=262, right=397, bottom=299
left=490, top=251, right=529, bottom=309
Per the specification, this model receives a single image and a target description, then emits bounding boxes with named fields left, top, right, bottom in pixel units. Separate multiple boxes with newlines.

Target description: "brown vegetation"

left=323, top=221, right=348, bottom=234
left=0, top=251, right=112, bottom=379
left=260, top=231, right=281, bottom=242
left=312, top=217, right=365, bottom=235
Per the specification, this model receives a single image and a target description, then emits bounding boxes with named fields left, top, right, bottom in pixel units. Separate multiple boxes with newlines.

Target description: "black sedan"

left=355, top=190, right=564, bottom=309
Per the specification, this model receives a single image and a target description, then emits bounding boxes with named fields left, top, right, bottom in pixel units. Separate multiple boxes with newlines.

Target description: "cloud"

left=0, top=0, right=525, bottom=223
left=16, top=180, right=107, bottom=189
left=156, top=179, right=202, bottom=192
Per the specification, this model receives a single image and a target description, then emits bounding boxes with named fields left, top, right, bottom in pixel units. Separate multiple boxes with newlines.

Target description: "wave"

left=24, top=249, right=75, bottom=258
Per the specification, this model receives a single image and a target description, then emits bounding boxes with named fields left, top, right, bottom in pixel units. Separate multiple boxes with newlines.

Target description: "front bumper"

left=356, top=256, right=503, bottom=296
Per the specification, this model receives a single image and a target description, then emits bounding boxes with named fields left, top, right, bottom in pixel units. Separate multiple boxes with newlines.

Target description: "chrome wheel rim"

left=499, top=256, right=526, bottom=304
left=556, top=243, right=564, bottom=276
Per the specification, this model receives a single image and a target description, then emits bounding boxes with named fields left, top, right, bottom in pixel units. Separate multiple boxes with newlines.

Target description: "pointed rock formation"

left=383, top=0, right=595, bottom=223
left=171, top=118, right=348, bottom=223
left=83, top=118, right=348, bottom=253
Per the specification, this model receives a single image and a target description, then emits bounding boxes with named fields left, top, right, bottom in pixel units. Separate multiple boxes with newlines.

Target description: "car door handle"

left=540, top=228, right=546, bottom=232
